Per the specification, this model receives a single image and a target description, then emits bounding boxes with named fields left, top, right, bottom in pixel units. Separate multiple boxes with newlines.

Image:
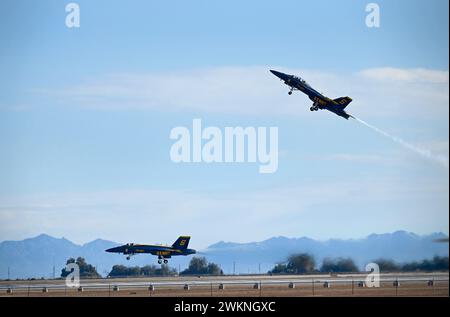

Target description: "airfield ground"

left=0, top=273, right=448, bottom=297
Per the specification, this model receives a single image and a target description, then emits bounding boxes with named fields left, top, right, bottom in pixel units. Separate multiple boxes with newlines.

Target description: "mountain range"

left=0, top=231, right=448, bottom=279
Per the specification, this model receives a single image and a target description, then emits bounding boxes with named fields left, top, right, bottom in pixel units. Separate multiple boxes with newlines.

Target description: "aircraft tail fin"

left=333, top=97, right=353, bottom=109
left=172, top=236, right=190, bottom=250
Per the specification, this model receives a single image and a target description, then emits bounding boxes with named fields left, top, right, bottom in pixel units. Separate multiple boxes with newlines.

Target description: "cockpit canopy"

left=293, top=75, right=309, bottom=86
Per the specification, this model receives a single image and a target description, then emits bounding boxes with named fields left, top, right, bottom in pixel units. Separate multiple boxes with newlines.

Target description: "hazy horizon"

left=1, top=230, right=448, bottom=250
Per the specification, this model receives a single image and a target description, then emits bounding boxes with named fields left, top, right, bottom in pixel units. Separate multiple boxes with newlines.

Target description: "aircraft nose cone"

left=270, top=70, right=286, bottom=80
left=105, top=246, right=121, bottom=253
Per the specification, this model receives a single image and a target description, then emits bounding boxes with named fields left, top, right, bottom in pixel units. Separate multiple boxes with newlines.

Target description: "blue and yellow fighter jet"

left=106, top=236, right=196, bottom=264
left=270, top=70, right=353, bottom=120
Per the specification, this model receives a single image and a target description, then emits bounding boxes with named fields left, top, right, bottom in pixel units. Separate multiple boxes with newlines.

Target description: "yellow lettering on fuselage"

left=313, top=96, right=328, bottom=105
left=156, top=251, right=171, bottom=256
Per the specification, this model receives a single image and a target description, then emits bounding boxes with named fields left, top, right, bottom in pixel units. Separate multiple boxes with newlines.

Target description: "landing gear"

left=158, top=255, right=168, bottom=264
left=310, top=102, right=320, bottom=111
left=288, top=91, right=293, bottom=95
left=126, top=256, right=131, bottom=260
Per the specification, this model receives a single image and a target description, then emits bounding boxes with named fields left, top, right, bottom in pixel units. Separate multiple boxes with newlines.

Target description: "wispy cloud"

left=43, top=66, right=449, bottom=120
left=322, top=153, right=392, bottom=164
left=359, top=68, right=449, bottom=84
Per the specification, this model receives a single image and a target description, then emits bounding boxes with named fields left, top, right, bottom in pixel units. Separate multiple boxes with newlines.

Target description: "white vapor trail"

left=352, top=116, right=449, bottom=169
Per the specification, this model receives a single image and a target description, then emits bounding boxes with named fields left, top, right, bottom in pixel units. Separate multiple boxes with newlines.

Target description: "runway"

left=1, top=272, right=448, bottom=297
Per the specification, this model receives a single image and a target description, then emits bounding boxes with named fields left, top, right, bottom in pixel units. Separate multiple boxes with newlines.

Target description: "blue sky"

left=0, top=0, right=448, bottom=248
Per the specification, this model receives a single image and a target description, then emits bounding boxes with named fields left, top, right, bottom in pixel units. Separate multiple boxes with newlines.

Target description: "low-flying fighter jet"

left=105, top=236, right=196, bottom=264
left=270, top=70, right=353, bottom=120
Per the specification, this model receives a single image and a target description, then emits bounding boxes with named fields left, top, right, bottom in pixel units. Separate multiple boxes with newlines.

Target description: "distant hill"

left=0, top=234, right=119, bottom=279
left=203, top=231, right=449, bottom=274
left=0, top=231, right=448, bottom=279
left=0, top=234, right=194, bottom=279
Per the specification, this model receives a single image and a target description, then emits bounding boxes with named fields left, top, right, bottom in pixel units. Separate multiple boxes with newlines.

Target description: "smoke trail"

left=352, top=116, right=449, bottom=169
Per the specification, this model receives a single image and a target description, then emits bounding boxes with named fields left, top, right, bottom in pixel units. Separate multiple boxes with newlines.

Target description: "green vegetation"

left=269, top=253, right=316, bottom=274
left=108, top=264, right=177, bottom=277
left=269, top=254, right=449, bottom=274
left=106, top=257, right=223, bottom=277
left=320, top=257, right=359, bottom=273
left=61, top=257, right=101, bottom=279
left=371, top=258, right=400, bottom=272
left=180, top=257, right=223, bottom=275
left=374, top=256, right=449, bottom=272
